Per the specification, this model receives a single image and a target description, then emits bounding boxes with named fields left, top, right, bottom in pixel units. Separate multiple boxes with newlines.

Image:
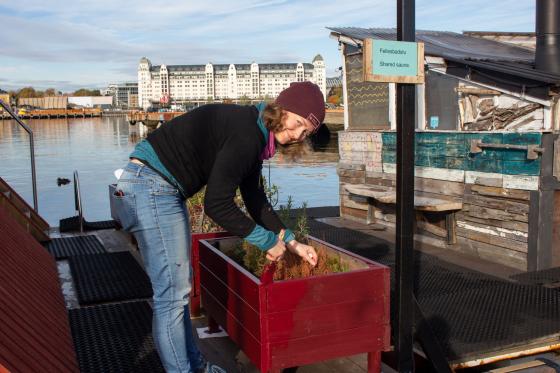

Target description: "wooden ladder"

left=0, top=177, right=50, bottom=242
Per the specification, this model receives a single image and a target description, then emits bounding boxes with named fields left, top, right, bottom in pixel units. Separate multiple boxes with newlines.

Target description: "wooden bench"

left=345, top=184, right=463, bottom=244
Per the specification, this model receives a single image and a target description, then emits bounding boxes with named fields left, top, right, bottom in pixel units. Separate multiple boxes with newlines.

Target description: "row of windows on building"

left=138, top=57, right=326, bottom=109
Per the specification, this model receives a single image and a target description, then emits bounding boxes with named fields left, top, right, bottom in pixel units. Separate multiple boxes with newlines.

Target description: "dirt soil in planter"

left=228, top=240, right=350, bottom=281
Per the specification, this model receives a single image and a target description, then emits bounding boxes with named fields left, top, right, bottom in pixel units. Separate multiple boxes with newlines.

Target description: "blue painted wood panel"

left=416, top=132, right=466, bottom=170
left=378, top=131, right=542, bottom=176
left=464, top=133, right=503, bottom=174
left=501, top=133, right=542, bottom=175
left=381, top=133, right=396, bottom=164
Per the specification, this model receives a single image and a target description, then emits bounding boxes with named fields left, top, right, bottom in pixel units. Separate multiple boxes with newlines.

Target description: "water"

left=0, top=116, right=339, bottom=226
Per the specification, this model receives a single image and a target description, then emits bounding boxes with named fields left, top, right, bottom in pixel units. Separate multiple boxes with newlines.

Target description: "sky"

left=0, top=0, right=536, bottom=93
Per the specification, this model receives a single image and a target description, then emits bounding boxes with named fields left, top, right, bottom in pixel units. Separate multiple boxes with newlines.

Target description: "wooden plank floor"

left=191, top=314, right=381, bottom=373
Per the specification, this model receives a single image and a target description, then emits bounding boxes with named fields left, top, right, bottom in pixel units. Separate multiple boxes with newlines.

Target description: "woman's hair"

left=262, top=103, right=311, bottom=161
left=262, top=102, right=285, bottom=133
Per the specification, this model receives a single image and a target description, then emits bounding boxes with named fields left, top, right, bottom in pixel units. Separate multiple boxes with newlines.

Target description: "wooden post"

left=368, top=351, right=382, bottom=373
left=207, top=316, right=221, bottom=333
left=528, top=133, right=556, bottom=270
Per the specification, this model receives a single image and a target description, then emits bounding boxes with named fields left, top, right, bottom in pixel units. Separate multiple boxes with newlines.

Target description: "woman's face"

left=273, top=111, right=315, bottom=145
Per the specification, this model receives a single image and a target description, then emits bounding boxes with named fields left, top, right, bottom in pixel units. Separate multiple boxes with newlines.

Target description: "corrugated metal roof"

left=151, top=65, right=205, bottom=72
left=167, top=65, right=205, bottom=72
left=326, top=77, right=342, bottom=88
left=0, top=204, right=78, bottom=372
left=259, top=63, right=315, bottom=70
left=214, top=64, right=229, bottom=71
left=329, top=27, right=560, bottom=84
left=328, top=27, right=534, bottom=62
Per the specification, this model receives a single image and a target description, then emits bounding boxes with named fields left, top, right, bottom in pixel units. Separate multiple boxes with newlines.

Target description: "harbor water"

left=0, top=116, right=340, bottom=226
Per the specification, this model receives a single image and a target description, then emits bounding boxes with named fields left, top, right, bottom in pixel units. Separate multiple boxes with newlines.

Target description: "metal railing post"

left=73, top=171, right=84, bottom=233
left=396, top=0, right=416, bottom=371
left=0, top=99, right=38, bottom=212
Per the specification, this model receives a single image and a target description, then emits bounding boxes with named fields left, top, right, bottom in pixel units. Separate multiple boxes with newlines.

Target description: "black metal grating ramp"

left=69, top=301, right=164, bottom=373
left=60, top=215, right=117, bottom=232
left=511, top=267, right=560, bottom=286
left=69, top=252, right=153, bottom=305
left=309, top=221, right=395, bottom=265
left=418, top=282, right=560, bottom=361
left=84, top=219, right=117, bottom=230
left=307, top=217, right=560, bottom=361
left=413, top=256, right=507, bottom=299
left=44, top=235, right=107, bottom=259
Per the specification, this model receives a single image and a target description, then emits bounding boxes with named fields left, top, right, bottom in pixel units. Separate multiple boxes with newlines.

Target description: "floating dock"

left=126, top=111, right=184, bottom=127
left=127, top=108, right=343, bottom=128
left=0, top=108, right=103, bottom=119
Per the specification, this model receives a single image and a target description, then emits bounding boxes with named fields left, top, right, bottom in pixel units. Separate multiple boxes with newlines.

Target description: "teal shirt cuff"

left=283, top=229, right=295, bottom=243
left=245, top=224, right=277, bottom=251
left=245, top=226, right=297, bottom=251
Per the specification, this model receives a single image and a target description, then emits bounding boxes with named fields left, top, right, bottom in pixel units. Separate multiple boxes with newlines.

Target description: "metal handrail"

left=0, top=99, right=38, bottom=212
left=470, top=139, right=545, bottom=160
left=73, top=170, right=84, bottom=233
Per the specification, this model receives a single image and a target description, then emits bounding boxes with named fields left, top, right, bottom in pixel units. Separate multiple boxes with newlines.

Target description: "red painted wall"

left=0, top=204, right=78, bottom=372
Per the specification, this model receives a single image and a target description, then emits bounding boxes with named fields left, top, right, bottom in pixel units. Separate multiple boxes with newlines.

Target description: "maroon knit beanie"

left=275, top=81, right=325, bottom=133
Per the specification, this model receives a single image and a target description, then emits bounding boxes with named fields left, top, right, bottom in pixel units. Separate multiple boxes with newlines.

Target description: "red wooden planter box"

left=190, top=231, right=230, bottom=317
left=199, top=236, right=391, bottom=373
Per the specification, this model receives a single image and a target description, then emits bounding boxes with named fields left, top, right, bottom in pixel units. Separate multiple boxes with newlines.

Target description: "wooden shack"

left=329, top=28, right=560, bottom=271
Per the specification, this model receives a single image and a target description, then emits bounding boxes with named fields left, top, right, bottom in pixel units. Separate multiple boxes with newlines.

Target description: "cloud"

left=0, top=66, right=19, bottom=74
left=0, top=0, right=536, bottom=90
left=0, top=77, right=80, bottom=92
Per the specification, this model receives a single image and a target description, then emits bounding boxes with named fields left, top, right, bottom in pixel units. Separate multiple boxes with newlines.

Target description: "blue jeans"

left=111, top=162, right=204, bottom=373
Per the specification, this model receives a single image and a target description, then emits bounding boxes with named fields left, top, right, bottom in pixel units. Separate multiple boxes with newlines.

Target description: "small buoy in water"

left=57, top=177, right=71, bottom=186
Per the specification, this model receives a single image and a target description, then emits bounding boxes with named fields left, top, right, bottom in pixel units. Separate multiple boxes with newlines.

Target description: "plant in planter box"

left=187, top=176, right=279, bottom=233
left=199, top=235, right=391, bottom=373
left=229, top=198, right=349, bottom=280
left=188, top=176, right=279, bottom=316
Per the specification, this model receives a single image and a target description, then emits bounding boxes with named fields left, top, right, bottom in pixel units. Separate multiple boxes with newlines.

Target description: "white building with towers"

left=137, top=55, right=326, bottom=110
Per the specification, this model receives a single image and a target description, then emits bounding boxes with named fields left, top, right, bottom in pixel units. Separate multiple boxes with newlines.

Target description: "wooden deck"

left=52, top=215, right=560, bottom=372
left=54, top=227, right=393, bottom=372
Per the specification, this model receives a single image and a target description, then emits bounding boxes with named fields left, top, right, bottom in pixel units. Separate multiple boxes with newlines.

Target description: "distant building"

left=106, top=82, right=138, bottom=108
left=137, top=56, right=326, bottom=110
left=18, top=96, right=67, bottom=109
left=326, top=77, right=342, bottom=90
left=68, top=96, right=114, bottom=109
left=0, top=90, right=10, bottom=113
left=128, top=93, right=139, bottom=109
left=325, top=77, right=343, bottom=106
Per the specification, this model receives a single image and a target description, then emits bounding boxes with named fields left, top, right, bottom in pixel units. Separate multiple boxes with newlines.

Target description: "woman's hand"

left=287, top=240, right=318, bottom=267
left=266, top=239, right=286, bottom=261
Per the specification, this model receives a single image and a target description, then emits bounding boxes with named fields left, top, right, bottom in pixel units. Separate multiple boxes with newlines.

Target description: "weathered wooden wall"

left=552, top=191, right=560, bottom=268
left=344, top=52, right=390, bottom=130
left=338, top=130, right=546, bottom=270
left=421, top=73, right=546, bottom=132
left=458, top=86, right=544, bottom=131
